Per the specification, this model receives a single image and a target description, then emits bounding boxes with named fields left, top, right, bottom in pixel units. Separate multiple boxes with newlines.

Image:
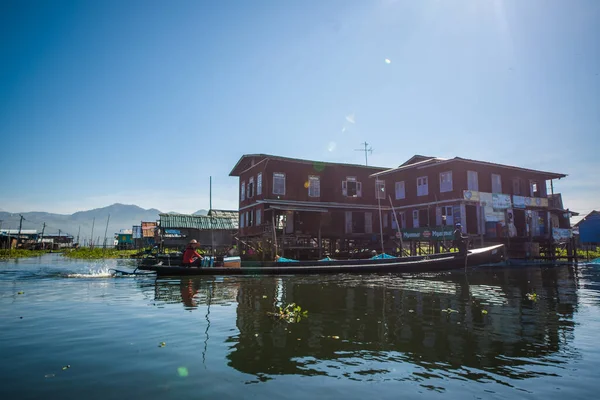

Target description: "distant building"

left=157, top=212, right=237, bottom=250
left=116, top=229, right=133, bottom=250
left=575, top=211, right=600, bottom=246
left=41, top=233, right=74, bottom=249
left=0, top=229, right=38, bottom=249
left=141, top=221, right=157, bottom=246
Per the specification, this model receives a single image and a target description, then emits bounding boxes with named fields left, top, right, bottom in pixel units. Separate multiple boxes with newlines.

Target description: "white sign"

left=552, top=228, right=572, bottom=242
left=492, top=193, right=511, bottom=209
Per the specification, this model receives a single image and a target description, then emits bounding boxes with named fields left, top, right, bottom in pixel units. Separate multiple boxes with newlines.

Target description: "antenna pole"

left=355, top=142, right=373, bottom=166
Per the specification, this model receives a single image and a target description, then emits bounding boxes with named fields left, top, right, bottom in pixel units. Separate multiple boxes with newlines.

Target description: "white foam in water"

left=65, top=264, right=115, bottom=278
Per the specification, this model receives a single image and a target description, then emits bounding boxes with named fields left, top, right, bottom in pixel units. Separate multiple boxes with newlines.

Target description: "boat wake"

left=65, top=266, right=115, bottom=278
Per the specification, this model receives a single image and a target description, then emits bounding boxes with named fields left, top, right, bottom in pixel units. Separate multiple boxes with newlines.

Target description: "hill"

left=0, top=203, right=162, bottom=245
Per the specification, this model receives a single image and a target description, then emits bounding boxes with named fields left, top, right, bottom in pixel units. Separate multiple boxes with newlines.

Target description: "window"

left=240, top=181, right=245, bottom=201
left=412, top=210, right=419, bottom=228
left=248, top=177, right=254, bottom=198
left=530, top=180, right=540, bottom=197
left=273, top=173, right=285, bottom=195
left=245, top=211, right=249, bottom=227
left=441, top=205, right=454, bottom=226
left=399, top=211, right=406, bottom=229
left=491, top=174, right=502, bottom=193
left=308, top=175, right=320, bottom=197
left=257, top=173, right=262, bottom=195
left=375, top=180, right=385, bottom=199
left=395, top=181, right=405, bottom=199
left=240, top=214, right=244, bottom=228
left=512, top=178, right=521, bottom=195
left=248, top=210, right=253, bottom=227
left=467, top=170, right=479, bottom=191
left=256, top=209, right=261, bottom=226
left=342, top=177, right=362, bottom=197
left=417, top=176, right=428, bottom=196
left=440, top=171, right=453, bottom=193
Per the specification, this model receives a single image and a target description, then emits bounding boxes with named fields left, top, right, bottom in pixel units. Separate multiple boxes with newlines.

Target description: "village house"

left=574, top=211, right=600, bottom=249
left=157, top=211, right=238, bottom=251
left=229, top=154, right=391, bottom=259
left=0, top=229, right=38, bottom=249
left=370, top=155, right=571, bottom=257
left=230, top=153, right=572, bottom=260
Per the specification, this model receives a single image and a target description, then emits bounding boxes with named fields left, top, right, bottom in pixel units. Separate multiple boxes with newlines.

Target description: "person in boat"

left=453, top=223, right=468, bottom=255
left=182, top=239, right=203, bottom=267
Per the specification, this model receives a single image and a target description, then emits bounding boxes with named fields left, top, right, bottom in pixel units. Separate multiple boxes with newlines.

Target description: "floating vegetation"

left=267, top=303, right=308, bottom=323
left=0, top=249, right=46, bottom=259
left=62, top=248, right=140, bottom=260
left=526, top=292, right=538, bottom=302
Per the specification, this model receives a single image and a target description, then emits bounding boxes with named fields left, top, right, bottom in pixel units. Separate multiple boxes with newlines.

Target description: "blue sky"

left=1, top=0, right=598, bottom=220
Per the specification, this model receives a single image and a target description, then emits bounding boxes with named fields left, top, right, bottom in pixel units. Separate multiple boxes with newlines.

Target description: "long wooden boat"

left=136, top=244, right=505, bottom=276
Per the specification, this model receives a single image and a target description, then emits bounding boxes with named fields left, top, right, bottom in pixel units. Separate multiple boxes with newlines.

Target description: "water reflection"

left=147, top=266, right=582, bottom=386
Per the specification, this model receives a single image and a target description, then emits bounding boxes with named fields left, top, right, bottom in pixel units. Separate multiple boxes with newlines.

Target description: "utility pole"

left=17, top=214, right=24, bottom=246
left=103, top=214, right=110, bottom=250
left=41, top=223, right=46, bottom=249
left=355, top=142, right=373, bottom=166
left=90, top=217, right=95, bottom=249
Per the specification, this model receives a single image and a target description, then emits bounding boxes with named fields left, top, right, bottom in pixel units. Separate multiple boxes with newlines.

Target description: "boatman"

left=182, top=239, right=204, bottom=267
left=452, top=223, right=468, bottom=255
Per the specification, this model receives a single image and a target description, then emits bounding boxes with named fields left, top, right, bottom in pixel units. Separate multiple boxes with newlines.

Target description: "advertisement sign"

left=552, top=228, right=572, bottom=242
left=492, top=193, right=511, bottom=209
left=479, top=192, right=493, bottom=207
left=401, top=227, right=454, bottom=241
left=513, top=195, right=526, bottom=209
left=463, top=190, right=480, bottom=202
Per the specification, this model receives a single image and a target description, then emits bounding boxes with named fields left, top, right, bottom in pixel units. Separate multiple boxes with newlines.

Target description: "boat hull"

left=138, top=245, right=505, bottom=276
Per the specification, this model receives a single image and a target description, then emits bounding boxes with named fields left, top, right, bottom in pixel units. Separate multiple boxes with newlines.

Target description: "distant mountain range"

left=0, top=204, right=208, bottom=244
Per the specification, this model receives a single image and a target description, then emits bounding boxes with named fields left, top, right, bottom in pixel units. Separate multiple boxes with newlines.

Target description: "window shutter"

left=342, top=180, right=347, bottom=196
left=345, top=211, right=352, bottom=234
left=365, top=212, right=372, bottom=234
left=357, top=181, right=362, bottom=197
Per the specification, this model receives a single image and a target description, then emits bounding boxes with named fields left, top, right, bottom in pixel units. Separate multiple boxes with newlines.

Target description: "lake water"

left=1, top=254, right=599, bottom=399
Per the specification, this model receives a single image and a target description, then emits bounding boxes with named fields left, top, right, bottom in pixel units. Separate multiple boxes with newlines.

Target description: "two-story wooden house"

left=369, top=155, right=570, bottom=247
left=229, top=154, right=391, bottom=259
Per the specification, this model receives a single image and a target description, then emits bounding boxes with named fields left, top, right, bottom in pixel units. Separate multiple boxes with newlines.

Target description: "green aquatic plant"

left=62, top=248, right=139, bottom=259
left=0, top=249, right=46, bottom=259
left=267, top=303, right=308, bottom=323
left=526, top=292, right=538, bottom=302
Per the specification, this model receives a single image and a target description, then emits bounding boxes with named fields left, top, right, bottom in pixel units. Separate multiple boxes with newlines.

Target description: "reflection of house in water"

left=225, top=267, right=579, bottom=381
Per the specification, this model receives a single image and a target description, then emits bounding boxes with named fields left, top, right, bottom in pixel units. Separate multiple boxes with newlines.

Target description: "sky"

left=0, top=0, right=598, bottom=222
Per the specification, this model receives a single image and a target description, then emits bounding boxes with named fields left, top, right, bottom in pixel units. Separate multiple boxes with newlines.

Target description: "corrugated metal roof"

left=159, top=213, right=238, bottom=230
left=0, top=229, right=38, bottom=235
left=208, top=209, right=238, bottom=219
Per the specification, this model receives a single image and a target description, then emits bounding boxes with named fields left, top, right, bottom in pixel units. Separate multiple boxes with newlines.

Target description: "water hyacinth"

left=267, top=303, right=308, bottom=323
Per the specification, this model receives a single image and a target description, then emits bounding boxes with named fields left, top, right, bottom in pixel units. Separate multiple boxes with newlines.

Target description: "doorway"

left=465, top=205, right=478, bottom=234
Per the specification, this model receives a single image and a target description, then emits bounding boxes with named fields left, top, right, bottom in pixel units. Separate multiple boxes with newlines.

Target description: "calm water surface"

left=1, top=254, right=599, bottom=399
